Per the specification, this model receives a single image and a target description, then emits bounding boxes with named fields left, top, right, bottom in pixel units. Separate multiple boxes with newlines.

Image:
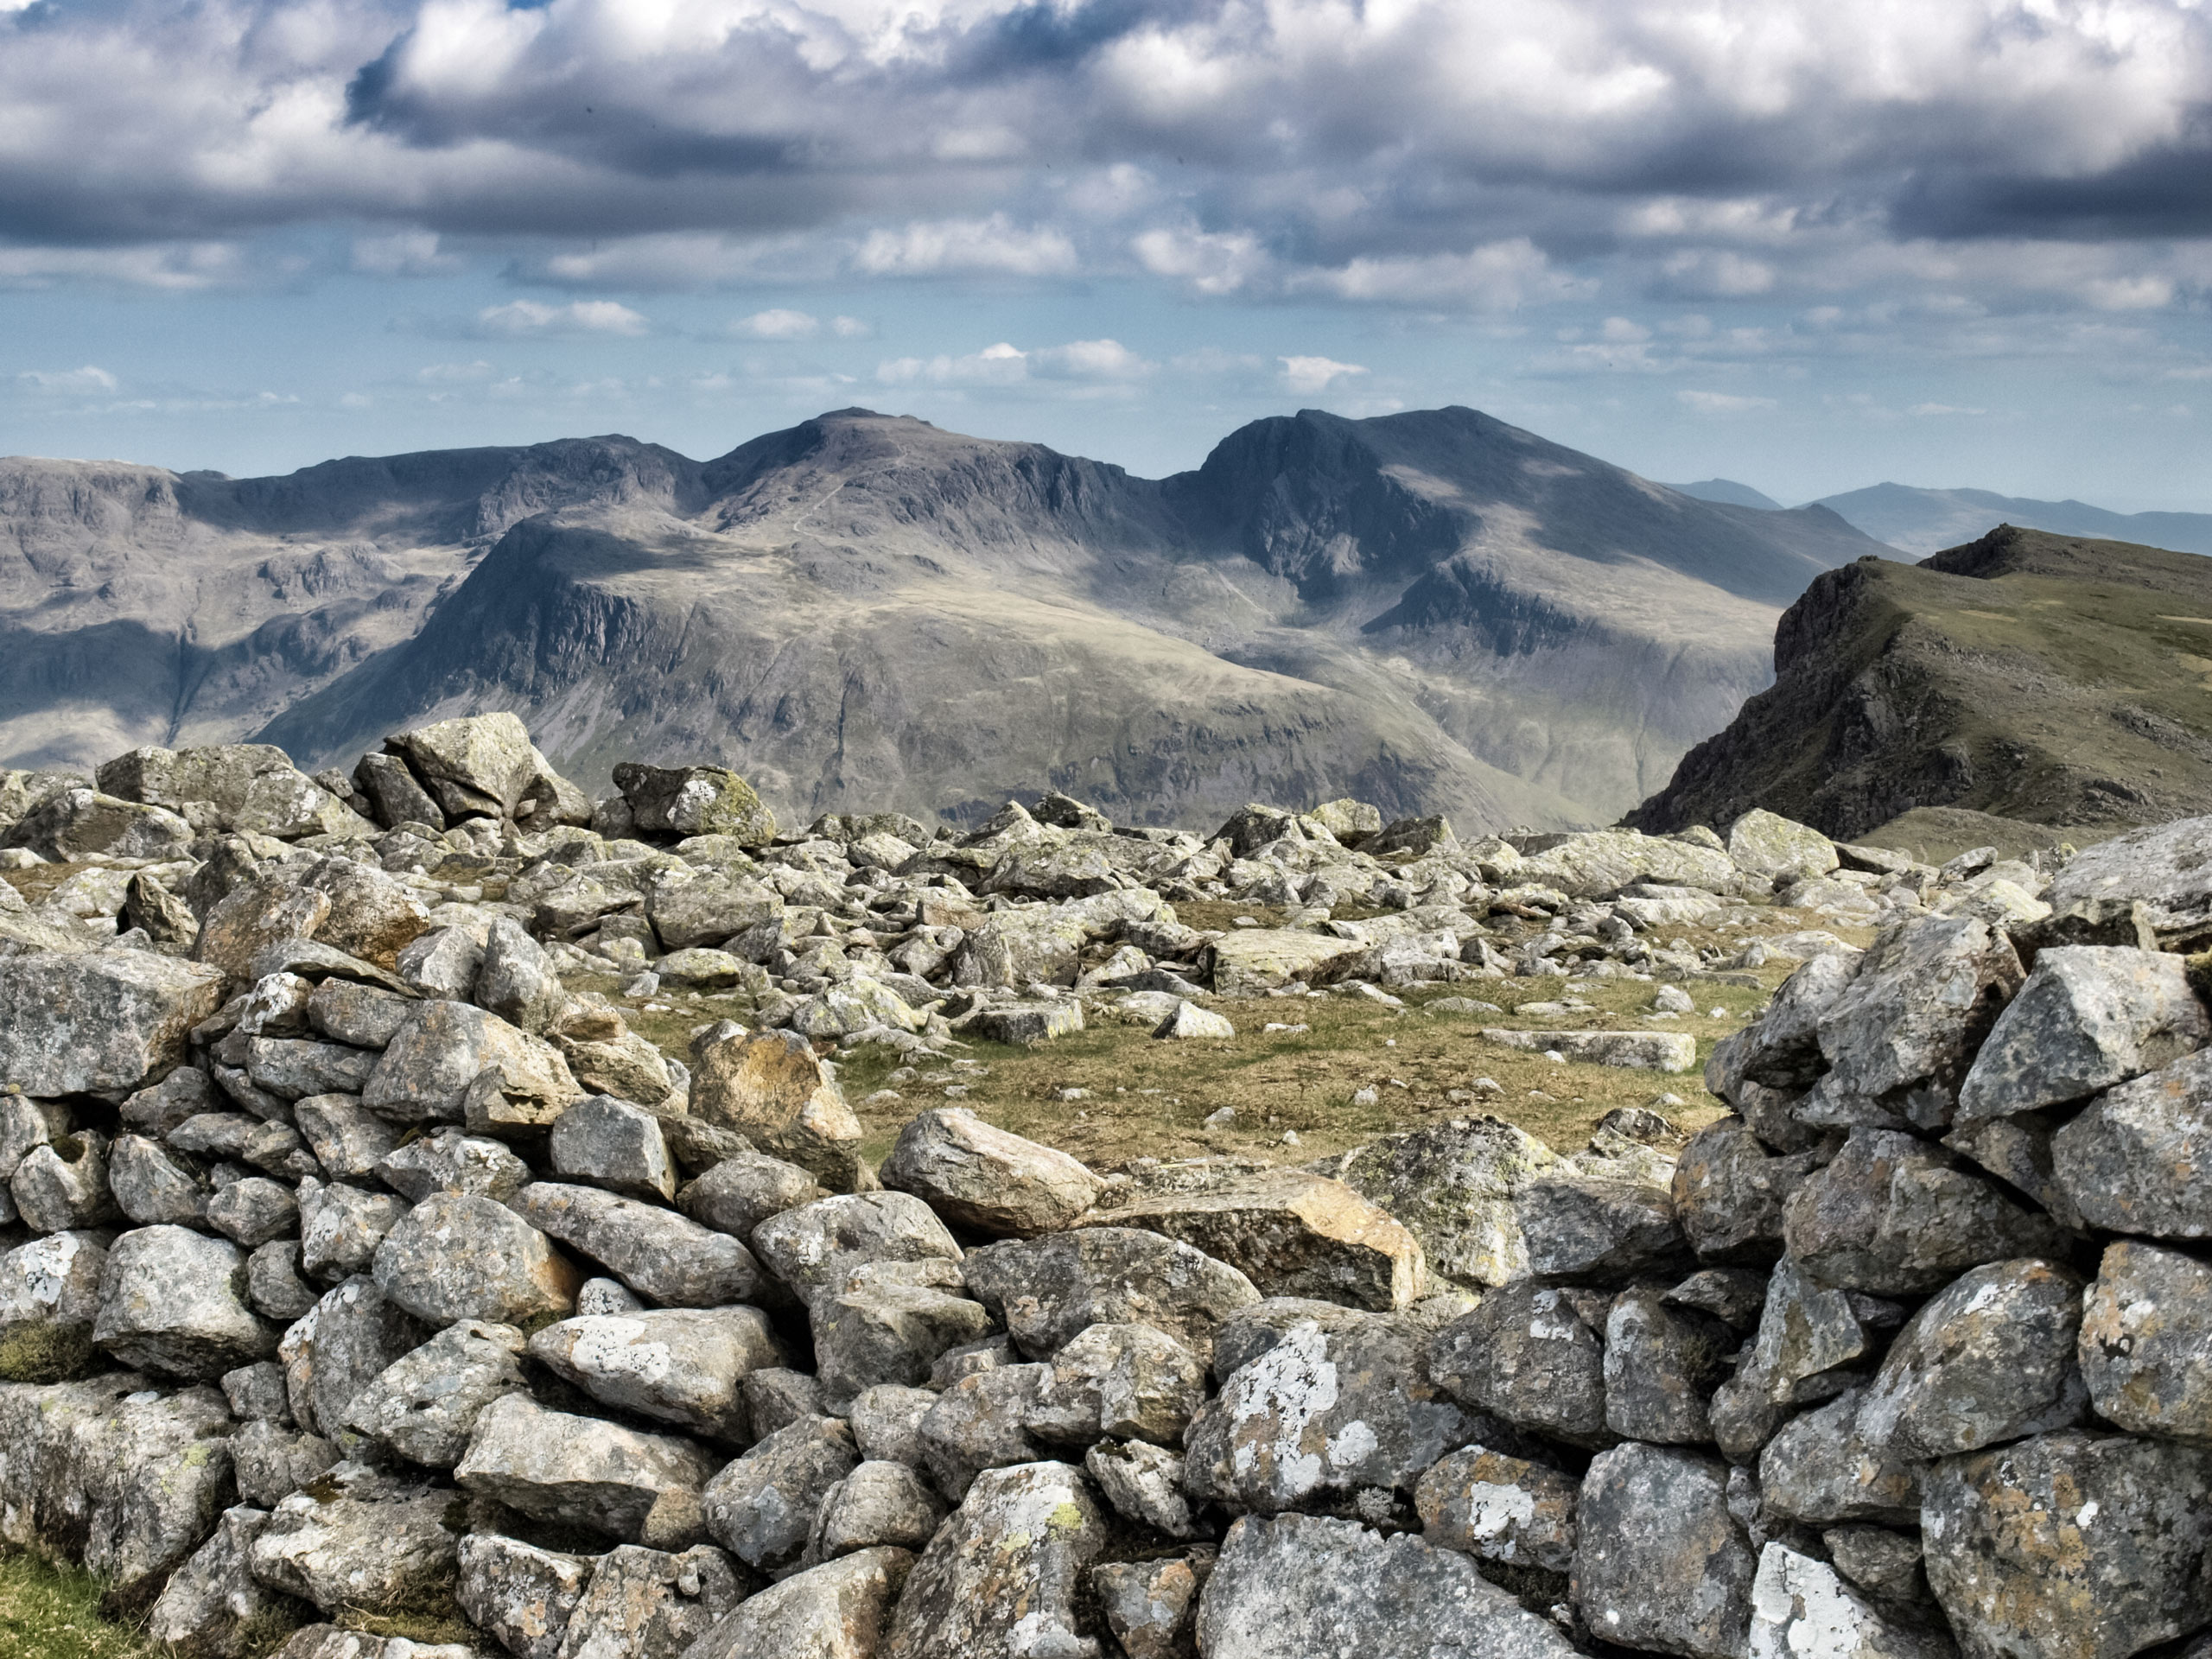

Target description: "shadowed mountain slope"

left=1627, top=524, right=2212, bottom=839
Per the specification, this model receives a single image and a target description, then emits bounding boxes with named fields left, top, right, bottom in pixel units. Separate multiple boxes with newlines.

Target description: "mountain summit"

left=5, top=406, right=1889, bottom=830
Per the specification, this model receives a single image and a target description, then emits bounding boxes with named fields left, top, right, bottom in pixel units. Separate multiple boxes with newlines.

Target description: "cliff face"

left=6, top=407, right=1889, bottom=830
left=1627, top=525, right=2212, bottom=839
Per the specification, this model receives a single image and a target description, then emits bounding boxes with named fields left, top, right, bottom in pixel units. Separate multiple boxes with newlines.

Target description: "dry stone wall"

left=0, top=723, right=2206, bottom=1658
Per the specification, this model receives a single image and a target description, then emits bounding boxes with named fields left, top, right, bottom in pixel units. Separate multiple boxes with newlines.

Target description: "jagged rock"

left=810, top=1258, right=995, bottom=1412
left=1923, top=1430, right=2212, bottom=1659
left=1574, top=1443, right=1756, bottom=1659
left=849, top=1384, right=938, bottom=1469
left=373, top=1127, right=532, bottom=1204
left=94, top=1224, right=279, bottom=1378
left=1204, top=929, right=1366, bottom=996
left=247, top=1464, right=465, bottom=1613
left=243, top=1037, right=378, bottom=1103
left=1783, top=1128, right=2063, bottom=1294
left=1728, top=809, right=1839, bottom=885
left=703, top=1414, right=861, bottom=1573
left=615, top=762, right=778, bottom=843
left=0, top=1230, right=107, bottom=1380
left=478, top=917, right=567, bottom=1036
left=1516, top=1166, right=1688, bottom=1280
left=645, top=871, right=784, bottom=951
left=386, top=713, right=548, bottom=822
left=1429, top=1284, right=1607, bottom=1447
left=1085, top=1438, right=1197, bottom=1538
left=948, top=907, right=1089, bottom=989
left=205, top=1174, right=299, bottom=1248
left=690, top=1028, right=867, bottom=1191
left=233, top=1419, right=339, bottom=1507
left=549, top=1096, right=677, bottom=1202
left=1956, top=945, right=2209, bottom=1123
left=1094, top=1555, right=1208, bottom=1659
left=1856, top=1258, right=2088, bottom=1462
left=915, top=1364, right=1051, bottom=1498
left=1603, top=1286, right=1733, bottom=1444
left=556, top=1027, right=674, bottom=1106
left=681, top=1547, right=913, bottom=1659
left=0, top=1372, right=238, bottom=1598
left=397, top=928, right=482, bottom=1001
left=99, top=745, right=365, bottom=839
left=3, top=786, right=194, bottom=861
left=1822, top=1525, right=1929, bottom=1605
left=0, top=948, right=225, bottom=1096
left=298, top=1179, right=412, bottom=1280
left=1813, top=915, right=2024, bottom=1122
left=879, top=1460, right=1104, bottom=1659
left=807, top=1461, right=944, bottom=1561
left=14, top=1131, right=121, bottom=1232
left=280, top=1275, right=431, bottom=1438
left=751, top=1191, right=962, bottom=1305
left=299, top=859, right=431, bottom=969
left=293, top=1097, right=401, bottom=1184
left=1091, top=1168, right=1424, bottom=1311
left=455, top=1533, right=590, bottom=1659
left=507, top=1181, right=761, bottom=1308
left=343, top=1319, right=528, bottom=1466
left=680, top=1150, right=829, bottom=1242
left=1030, top=1320, right=1205, bottom=1448
left=556, top=1543, right=753, bottom=1659
left=147, top=1505, right=310, bottom=1659
left=1186, top=1306, right=1476, bottom=1517
left=879, top=1108, right=1102, bottom=1238
left=1672, top=1119, right=1824, bottom=1264
left=197, top=884, right=334, bottom=985
left=2078, top=1239, right=2212, bottom=1441
left=354, top=751, right=445, bottom=833
left=1483, top=1028, right=1698, bottom=1071
left=1414, top=1444, right=1578, bottom=1575
left=1311, top=1116, right=1558, bottom=1288
left=455, top=1393, right=719, bottom=1542
left=2052, top=1048, right=2212, bottom=1237
left=745, top=1368, right=829, bottom=1438
left=1709, top=1257, right=1874, bottom=1459
left=1747, top=1543, right=1955, bottom=1659
left=1759, top=1389, right=1923, bottom=1525
left=1195, top=1511, right=1576, bottom=1659
left=372, top=1192, right=580, bottom=1326
left=2048, top=812, right=2212, bottom=949
left=529, top=1308, right=785, bottom=1443
left=249, top=1241, right=322, bottom=1319
left=963, top=1226, right=1261, bottom=1365
left=361, top=1001, right=579, bottom=1125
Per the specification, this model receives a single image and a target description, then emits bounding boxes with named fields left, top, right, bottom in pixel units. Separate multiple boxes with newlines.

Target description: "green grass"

left=0, top=1555, right=151, bottom=1659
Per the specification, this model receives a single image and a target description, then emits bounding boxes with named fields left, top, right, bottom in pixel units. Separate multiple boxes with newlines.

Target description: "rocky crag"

left=4, top=406, right=1887, bottom=831
left=2, top=715, right=2209, bottom=1657
left=1629, top=524, right=2212, bottom=842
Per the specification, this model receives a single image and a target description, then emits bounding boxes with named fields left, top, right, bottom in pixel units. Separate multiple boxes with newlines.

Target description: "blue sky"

left=5, top=0, right=2212, bottom=508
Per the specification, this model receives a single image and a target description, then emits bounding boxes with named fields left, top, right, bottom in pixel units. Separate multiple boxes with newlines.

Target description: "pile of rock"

left=0, top=715, right=2201, bottom=1658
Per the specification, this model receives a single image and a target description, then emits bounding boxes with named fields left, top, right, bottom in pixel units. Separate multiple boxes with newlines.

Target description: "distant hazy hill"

left=1671, top=478, right=1783, bottom=511
left=1628, top=525, right=2212, bottom=839
left=1812, top=482, right=2212, bottom=557
left=3, top=406, right=1890, bottom=830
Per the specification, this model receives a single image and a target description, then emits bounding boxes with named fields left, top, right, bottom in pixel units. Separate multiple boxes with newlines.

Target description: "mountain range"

left=2, top=405, right=1890, bottom=831
left=1675, top=477, right=2212, bottom=559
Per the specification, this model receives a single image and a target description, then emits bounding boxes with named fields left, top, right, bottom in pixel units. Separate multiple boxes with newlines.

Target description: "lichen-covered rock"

left=1814, top=915, right=2024, bottom=1118
left=2052, top=1048, right=2212, bottom=1237
left=1672, top=1119, right=1823, bottom=1264
left=1922, top=1430, right=2212, bottom=1659
left=962, top=1227, right=1260, bottom=1366
left=805, top=1461, right=944, bottom=1562
left=702, top=1414, right=861, bottom=1573
left=372, top=1127, right=532, bottom=1205
left=1204, top=929, right=1367, bottom=996
left=1093, top=1554, right=1209, bottom=1659
left=1185, top=1306, right=1476, bottom=1518
left=455, top=1393, right=719, bottom=1542
left=2047, top=812, right=2212, bottom=948
left=343, top=1319, right=527, bottom=1466
left=1085, top=1438, right=1197, bottom=1539
left=615, top=762, right=777, bottom=843
left=246, top=1464, right=463, bottom=1615
left=0, top=949, right=225, bottom=1096
left=1956, top=945, right=2209, bottom=1123
left=1029, top=1319, right=1205, bottom=1448
left=506, top=1181, right=761, bottom=1308
left=555, top=1543, right=753, bottom=1659
left=1310, top=1117, right=1559, bottom=1288
left=915, top=1363, right=1050, bottom=1500
left=879, top=1108, right=1102, bottom=1238
left=1514, top=1166, right=1688, bottom=1280
left=1414, top=1445, right=1579, bottom=1575
left=1429, top=1284, right=1607, bottom=1448
left=1759, top=1389, right=1923, bottom=1526
left=297, top=1179, right=411, bottom=1281
left=1573, top=1443, right=1756, bottom=1659
left=1090, top=1168, right=1424, bottom=1311
left=147, top=1505, right=311, bottom=1659
left=1603, top=1286, right=1733, bottom=1444
left=279, top=1275, right=432, bottom=1440
left=1747, top=1543, right=1955, bottom=1659
left=751, top=1192, right=963, bottom=1306
left=455, top=1533, right=590, bottom=1659
left=549, top=1095, right=677, bottom=1203
left=207, top=1176, right=300, bottom=1249
left=372, top=1192, right=580, bottom=1326
left=0, top=1230, right=107, bottom=1381
left=2079, top=1239, right=2212, bottom=1441
left=810, top=1259, right=995, bottom=1413
left=689, top=1029, right=866, bottom=1191
left=12, top=1132, right=121, bottom=1233
left=94, top=1224, right=280, bottom=1379
left=385, top=713, right=549, bottom=822
left=679, top=1150, right=828, bottom=1242
left=879, top=1460, right=1105, bottom=1659
left=683, top=1547, right=913, bottom=1659
left=1195, top=1512, right=1577, bottom=1659
left=1728, top=809, right=1840, bottom=886
left=361, top=1001, right=579, bottom=1126
left=1856, top=1258, right=2088, bottom=1463
left=3, top=786, right=194, bottom=861
left=528, top=1308, right=785, bottom=1444
left=478, top=916, right=568, bottom=1037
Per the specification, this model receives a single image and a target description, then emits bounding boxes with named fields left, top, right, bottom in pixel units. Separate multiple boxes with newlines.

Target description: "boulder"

left=1204, top=929, right=1367, bottom=996
left=386, top=713, right=550, bottom=821
left=293, top=1098, right=401, bottom=1184
left=2078, top=1239, right=2212, bottom=1442
left=556, top=1543, right=753, bottom=1659
left=455, top=1393, right=720, bottom=1542
left=2047, top=812, right=2212, bottom=949
left=0, top=1230, right=107, bottom=1381
left=1747, top=1543, right=1956, bottom=1659
left=1311, top=1117, right=1559, bottom=1289
left=690, top=1028, right=867, bottom=1191
left=914, top=1363, right=1050, bottom=1499
left=506, top=1182, right=763, bottom=1308
left=1515, top=1168, right=1688, bottom=1281
left=680, top=1152, right=829, bottom=1242
left=750, top=1191, right=963, bottom=1306
left=809, top=1259, right=995, bottom=1413
left=279, top=1275, right=432, bottom=1439
left=1029, top=1319, right=1205, bottom=1448
left=1482, top=1028, right=1698, bottom=1072
left=372, top=1128, right=532, bottom=1204
left=549, top=1095, right=677, bottom=1203
left=196, top=884, right=334, bottom=986
left=1672, top=1120, right=1823, bottom=1264
left=681, top=1547, right=913, bottom=1659
left=849, top=1384, right=939, bottom=1469
left=372, top=1193, right=581, bottom=1326
left=1194, top=1512, right=1577, bottom=1659
left=645, top=872, right=784, bottom=952
left=477, top=916, right=568, bottom=1036
left=300, top=859, right=431, bottom=970
left=94, top=1224, right=280, bottom=1379
left=2, top=786, right=194, bottom=861
left=1429, top=1284, right=1607, bottom=1448
left=361, top=1001, right=579, bottom=1126
left=298, top=1179, right=412, bottom=1281
left=1758, top=1389, right=1923, bottom=1526
left=13, top=1131, right=122, bottom=1233
left=702, top=1414, right=861, bottom=1573
left=1728, top=809, right=1840, bottom=885
left=528, top=1308, right=785, bottom=1443
left=878, top=1461, right=1105, bottom=1659
left=614, top=762, right=777, bottom=843
left=1089, top=1168, right=1425, bottom=1311
left=342, top=1319, right=528, bottom=1466
left=1956, top=945, right=2209, bottom=1123
left=0, top=949, right=225, bottom=1096
left=207, top=1176, right=300, bottom=1248
left=962, top=1227, right=1261, bottom=1365
left=1152, top=1001, right=1236, bottom=1040
left=1922, top=1430, right=2212, bottom=1659
left=2052, top=1048, right=2212, bottom=1237
left=806, top=1461, right=944, bottom=1560
left=1085, top=1439, right=1198, bottom=1540
left=455, top=1533, right=590, bottom=1659
left=1602, top=1287, right=1733, bottom=1444
left=231, top=1420, right=338, bottom=1510
left=1573, top=1443, right=1756, bottom=1659
left=1815, top=915, right=2024, bottom=1116
left=147, top=1505, right=311, bottom=1659
left=1414, top=1445, right=1579, bottom=1576
left=878, top=1108, right=1102, bottom=1237
left=247, top=1464, right=464, bottom=1614
left=947, top=908, right=1089, bottom=988
left=1093, top=1555, right=1207, bottom=1659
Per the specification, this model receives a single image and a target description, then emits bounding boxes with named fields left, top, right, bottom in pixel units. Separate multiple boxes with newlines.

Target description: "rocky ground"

left=0, top=715, right=2201, bottom=1658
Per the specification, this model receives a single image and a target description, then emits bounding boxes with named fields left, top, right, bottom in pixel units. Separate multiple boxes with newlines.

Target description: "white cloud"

left=1280, top=356, right=1369, bottom=395
left=1134, top=226, right=1270, bottom=296
left=853, top=217, right=1078, bottom=278
left=18, top=365, right=118, bottom=393
left=1031, top=339, right=1154, bottom=381
left=733, top=308, right=821, bottom=340
left=831, top=316, right=874, bottom=339
left=416, top=360, right=496, bottom=383
left=876, top=342, right=1030, bottom=387
left=1676, top=389, right=1778, bottom=413
left=1909, top=403, right=1988, bottom=416
left=353, top=232, right=462, bottom=278
left=477, top=300, right=648, bottom=336
left=1292, top=240, right=1592, bottom=311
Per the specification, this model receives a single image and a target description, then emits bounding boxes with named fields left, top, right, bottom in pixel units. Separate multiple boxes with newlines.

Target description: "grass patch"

left=0, top=1554, right=151, bottom=1659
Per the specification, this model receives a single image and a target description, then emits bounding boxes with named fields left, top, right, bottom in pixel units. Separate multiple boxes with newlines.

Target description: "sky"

left=3, top=0, right=2212, bottom=509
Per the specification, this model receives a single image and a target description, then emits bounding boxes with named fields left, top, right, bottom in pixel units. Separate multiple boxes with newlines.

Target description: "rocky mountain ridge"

left=1, top=713, right=2209, bottom=1657
left=3, top=406, right=1890, bottom=832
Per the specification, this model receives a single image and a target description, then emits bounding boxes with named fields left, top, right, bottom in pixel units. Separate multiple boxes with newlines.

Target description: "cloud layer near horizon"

left=3, top=0, right=2208, bottom=315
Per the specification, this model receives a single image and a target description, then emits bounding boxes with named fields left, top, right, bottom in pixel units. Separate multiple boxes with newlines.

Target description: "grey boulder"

left=507, top=1181, right=762, bottom=1308
left=455, top=1392, right=720, bottom=1542
left=2078, top=1239, right=2212, bottom=1442
left=702, top=1414, right=861, bottom=1573
left=680, top=1546, right=912, bottom=1659
left=1956, top=945, right=2209, bottom=1122
left=455, top=1533, right=590, bottom=1659
left=879, top=1460, right=1105, bottom=1659
left=878, top=1108, right=1103, bottom=1238
left=1573, top=1443, right=1756, bottom=1659
left=372, top=1192, right=580, bottom=1326
left=342, top=1319, right=528, bottom=1466
left=94, top=1224, right=281, bottom=1379
left=528, top=1307, right=785, bottom=1443
left=0, top=948, right=226, bottom=1096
